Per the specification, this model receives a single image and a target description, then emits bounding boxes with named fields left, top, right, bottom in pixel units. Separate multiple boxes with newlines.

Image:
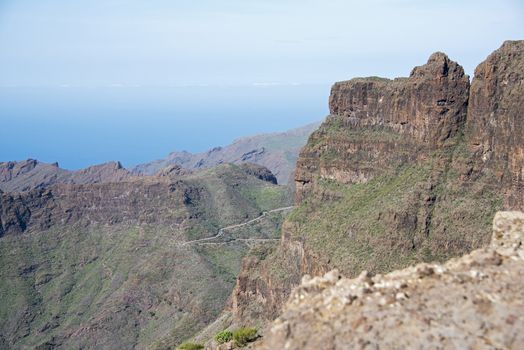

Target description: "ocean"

left=0, top=84, right=329, bottom=169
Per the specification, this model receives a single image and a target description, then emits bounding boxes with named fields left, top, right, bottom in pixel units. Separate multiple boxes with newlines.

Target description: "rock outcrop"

left=132, top=122, right=321, bottom=185
left=238, top=164, right=278, bottom=185
left=255, top=211, right=524, bottom=349
left=296, top=52, right=470, bottom=202
left=330, top=53, right=469, bottom=146
left=0, top=159, right=134, bottom=193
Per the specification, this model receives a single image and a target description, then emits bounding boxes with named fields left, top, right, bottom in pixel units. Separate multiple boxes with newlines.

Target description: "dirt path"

left=181, top=206, right=294, bottom=246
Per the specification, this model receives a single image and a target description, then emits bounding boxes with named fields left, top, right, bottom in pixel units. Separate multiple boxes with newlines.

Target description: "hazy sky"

left=1, top=0, right=522, bottom=87
left=0, top=1, right=522, bottom=169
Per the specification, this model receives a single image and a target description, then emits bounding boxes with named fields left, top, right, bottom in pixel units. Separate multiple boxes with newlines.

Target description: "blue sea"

left=0, top=85, right=329, bottom=169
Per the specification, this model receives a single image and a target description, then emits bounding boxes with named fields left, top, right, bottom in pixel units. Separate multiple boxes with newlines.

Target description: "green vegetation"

left=214, top=330, right=233, bottom=344
left=285, top=137, right=503, bottom=277
left=0, top=164, right=292, bottom=349
left=177, top=342, right=204, bottom=350
left=233, top=327, right=258, bottom=347
left=240, top=186, right=292, bottom=212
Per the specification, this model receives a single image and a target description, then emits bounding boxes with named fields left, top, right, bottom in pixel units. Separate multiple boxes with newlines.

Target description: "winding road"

left=181, top=206, right=294, bottom=246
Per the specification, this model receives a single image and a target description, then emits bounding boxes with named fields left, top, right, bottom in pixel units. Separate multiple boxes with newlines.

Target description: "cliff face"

left=466, top=40, right=524, bottom=209
left=230, top=41, right=523, bottom=328
left=0, top=179, right=190, bottom=237
left=296, top=52, right=470, bottom=202
left=255, top=211, right=524, bottom=350
left=330, top=53, right=469, bottom=146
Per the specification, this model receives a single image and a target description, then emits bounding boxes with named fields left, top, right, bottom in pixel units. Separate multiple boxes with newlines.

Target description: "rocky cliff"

left=132, top=122, right=321, bottom=185
left=255, top=211, right=524, bottom=349
left=0, top=159, right=134, bottom=193
left=229, top=41, right=524, bottom=330
left=296, top=52, right=470, bottom=201
left=466, top=40, right=524, bottom=209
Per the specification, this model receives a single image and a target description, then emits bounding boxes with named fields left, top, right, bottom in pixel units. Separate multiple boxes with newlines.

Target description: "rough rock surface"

left=0, top=159, right=133, bottom=193
left=330, top=53, right=469, bottom=145
left=255, top=211, right=524, bottom=350
left=296, top=52, right=470, bottom=202
left=466, top=40, right=524, bottom=209
left=132, top=122, right=321, bottom=185
left=0, top=178, right=189, bottom=237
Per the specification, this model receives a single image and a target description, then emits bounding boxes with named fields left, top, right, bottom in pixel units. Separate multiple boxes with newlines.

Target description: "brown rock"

left=296, top=52, right=470, bottom=202
left=330, top=52, right=469, bottom=146
left=466, top=40, right=524, bottom=209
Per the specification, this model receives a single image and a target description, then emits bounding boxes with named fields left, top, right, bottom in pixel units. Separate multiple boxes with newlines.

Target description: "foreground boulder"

left=255, top=211, right=524, bottom=349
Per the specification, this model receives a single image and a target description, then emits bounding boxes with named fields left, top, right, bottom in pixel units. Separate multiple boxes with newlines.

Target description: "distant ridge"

left=0, top=159, right=133, bottom=192
left=132, top=122, right=321, bottom=185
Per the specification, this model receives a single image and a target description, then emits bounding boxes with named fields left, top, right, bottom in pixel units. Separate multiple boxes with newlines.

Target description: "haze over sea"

left=1, top=85, right=328, bottom=169
left=1, top=0, right=521, bottom=169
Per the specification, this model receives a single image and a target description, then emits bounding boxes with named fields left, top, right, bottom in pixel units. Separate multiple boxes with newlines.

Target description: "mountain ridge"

left=132, top=122, right=321, bottom=185
left=0, top=159, right=134, bottom=193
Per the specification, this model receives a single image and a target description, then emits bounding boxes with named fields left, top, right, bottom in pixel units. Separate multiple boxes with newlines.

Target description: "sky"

left=0, top=0, right=523, bottom=168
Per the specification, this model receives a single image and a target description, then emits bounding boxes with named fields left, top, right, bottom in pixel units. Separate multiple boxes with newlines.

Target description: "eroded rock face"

left=0, top=179, right=193, bottom=237
left=255, top=211, right=524, bottom=350
left=238, top=164, right=278, bottom=185
left=295, top=52, right=470, bottom=202
left=466, top=40, right=524, bottom=209
left=330, top=52, right=469, bottom=146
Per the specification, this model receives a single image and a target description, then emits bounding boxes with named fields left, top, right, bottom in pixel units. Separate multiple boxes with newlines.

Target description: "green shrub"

left=233, top=327, right=258, bottom=346
left=177, top=342, right=204, bottom=350
left=215, top=330, right=233, bottom=344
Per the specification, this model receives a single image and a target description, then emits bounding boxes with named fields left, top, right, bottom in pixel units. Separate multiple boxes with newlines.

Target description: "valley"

left=1, top=39, right=523, bottom=350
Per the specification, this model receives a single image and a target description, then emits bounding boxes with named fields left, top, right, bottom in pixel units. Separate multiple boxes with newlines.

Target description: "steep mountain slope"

left=132, top=122, right=321, bottom=185
left=0, top=164, right=291, bottom=349
left=255, top=211, right=524, bottom=349
left=228, top=41, right=523, bottom=329
left=0, top=159, right=133, bottom=193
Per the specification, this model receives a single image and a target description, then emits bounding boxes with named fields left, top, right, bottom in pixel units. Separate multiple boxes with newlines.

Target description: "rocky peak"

left=255, top=211, right=524, bottom=349
left=410, top=51, right=462, bottom=79
left=156, top=164, right=192, bottom=177
left=296, top=51, right=470, bottom=202
left=328, top=51, right=469, bottom=147
left=73, top=161, right=130, bottom=182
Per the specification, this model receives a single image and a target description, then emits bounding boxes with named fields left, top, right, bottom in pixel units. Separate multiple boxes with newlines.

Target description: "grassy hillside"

left=0, top=164, right=292, bottom=350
